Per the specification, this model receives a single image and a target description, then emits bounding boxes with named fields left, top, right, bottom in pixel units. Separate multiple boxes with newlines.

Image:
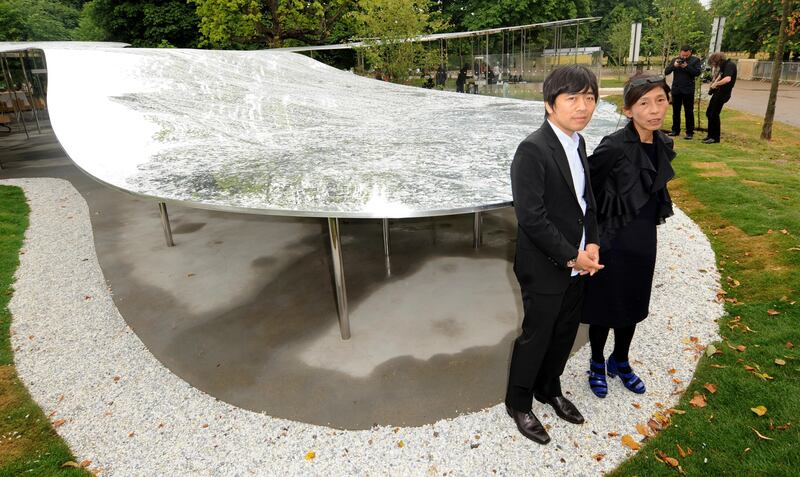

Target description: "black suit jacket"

left=664, top=55, right=702, bottom=95
left=511, top=120, right=599, bottom=294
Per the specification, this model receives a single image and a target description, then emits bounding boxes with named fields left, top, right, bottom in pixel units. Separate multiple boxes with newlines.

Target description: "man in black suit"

left=505, top=65, right=603, bottom=445
left=665, top=45, right=702, bottom=140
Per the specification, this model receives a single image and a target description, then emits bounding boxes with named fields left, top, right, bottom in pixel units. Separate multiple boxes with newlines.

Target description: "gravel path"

left=5, top=178, right=723, bottom=476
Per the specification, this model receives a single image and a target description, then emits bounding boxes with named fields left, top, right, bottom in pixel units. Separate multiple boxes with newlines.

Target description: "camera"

left=676, top=58, right=686, bottom=65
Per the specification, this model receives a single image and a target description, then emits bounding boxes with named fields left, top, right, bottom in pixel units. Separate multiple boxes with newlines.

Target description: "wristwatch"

left=566, top=257, right=577, bottom=268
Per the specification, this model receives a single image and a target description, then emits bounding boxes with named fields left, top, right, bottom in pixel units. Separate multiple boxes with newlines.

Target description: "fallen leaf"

left=750, top=427, right=774, bottom=441
left=736, top=345, right=747, bottom=352
left=397, top=440, right=405, bottom=448
left=61, top=461, right=81, bottom=468
left=689, top=393, right=707, bottom=408
left=655, top=402, right=665, bottom=408
left=705, top=344, right=718, bottom=357
left=607, top=431, right=619, bottom=437
left=632, top=402, right=641, bottom=409
left=304, top=451, right=316, bottom=460
left=780, top=229, right=789, bottom=235
left=670, top=408, right=686, bottom=415
left=677, top=444, right=687, bottom=458
left=787, top=341, right=795, bottom=349
left=53, top=418, right=66, bottom=428
left=767, top=309, right=780, bottom=316
left=668, top=368, right=677, bottom=375
left=636, top=422, right=651, bottom=437
left=744, top=447, right=751, bottom=452
left=751, top=405, right=768, bottom=416
left=744, top=365, right=756, bottom=372
left=704, top=383, right=717, bottom=394
left=664, top=456, right=679, bottom=467
left=710, top=364, right=728, bottom=369
left=648, top=419, right=662, bottom=432
left=775, top=359, right=786, bottom=366
left=755, top=372, right=774, bottom=381
left=592, top=453, right=605, bottom=461
left=621, top=434, right=641, bottom=450
left=79, top=460, right=92, bottom=468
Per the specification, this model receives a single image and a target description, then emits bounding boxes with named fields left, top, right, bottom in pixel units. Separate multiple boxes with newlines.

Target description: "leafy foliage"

left=712, top=0, right=800, bottom=58
left=89, top=0, right=201, bottom=48
left=0, top=0, right=81, bottom=41
left=189, top=0, right=357, bottom=49
left=351, top=0, right=447, bottom=82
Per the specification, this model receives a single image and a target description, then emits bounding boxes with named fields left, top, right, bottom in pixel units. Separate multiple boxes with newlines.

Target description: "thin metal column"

left=382, top=218, right=391, bottom=276
left=1, top=53, right=29, bottom=138
left=158, top=202, right=175, bottom=247
left=473, top=211, right=482, bottom=249
left=328, top=218, right=350, bottom=340
left=19, top=52, right=41, bottom=133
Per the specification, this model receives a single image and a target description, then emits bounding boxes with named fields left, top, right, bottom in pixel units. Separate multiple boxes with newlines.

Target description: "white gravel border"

left=5, top=178, right=723, bottom=476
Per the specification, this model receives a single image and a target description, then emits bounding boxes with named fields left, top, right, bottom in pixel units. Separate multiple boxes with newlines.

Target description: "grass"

left=0, top=186, right=89, bottom=476
left=600, top=97, right=800, bottom=476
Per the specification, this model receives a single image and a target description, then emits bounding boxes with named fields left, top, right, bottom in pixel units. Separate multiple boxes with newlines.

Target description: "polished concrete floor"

left=1, top=122, right=590, bottom=429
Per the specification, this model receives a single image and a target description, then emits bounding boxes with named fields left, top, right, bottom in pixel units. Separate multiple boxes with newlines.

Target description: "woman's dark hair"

left=542, top=65, right=598, bottom=115
left=623, top=73, right=670, bottom=109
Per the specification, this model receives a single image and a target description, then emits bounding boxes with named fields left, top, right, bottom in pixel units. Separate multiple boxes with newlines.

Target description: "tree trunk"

left=761, top=0, right=793, bottom=140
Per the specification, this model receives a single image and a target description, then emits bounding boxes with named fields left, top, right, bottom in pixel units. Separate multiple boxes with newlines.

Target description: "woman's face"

left=624, top=87, right=669, bottom=133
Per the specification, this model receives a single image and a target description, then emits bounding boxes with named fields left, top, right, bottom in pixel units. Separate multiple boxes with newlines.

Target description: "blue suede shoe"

left=587, top=359, right=608, bottom=398
left=606, top=355, right=646, bottom=394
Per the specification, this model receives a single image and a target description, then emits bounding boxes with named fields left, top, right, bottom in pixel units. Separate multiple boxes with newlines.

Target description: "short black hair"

left=623, top=73, right=670, bottom=109
left=542, top=65, right=598, bottom=115
left=680, top=45, right=693, bottom=52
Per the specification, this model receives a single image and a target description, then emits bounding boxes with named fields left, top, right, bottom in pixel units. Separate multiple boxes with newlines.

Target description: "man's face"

left=679, top=50, right=692, bottom=60
left=545, top=89, right=597, bottom=135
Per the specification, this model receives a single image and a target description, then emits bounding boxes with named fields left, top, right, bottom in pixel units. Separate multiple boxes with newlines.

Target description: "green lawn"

left=0, top=185, right=89, bottom=476
left=604, top=98, right=800, bottom=476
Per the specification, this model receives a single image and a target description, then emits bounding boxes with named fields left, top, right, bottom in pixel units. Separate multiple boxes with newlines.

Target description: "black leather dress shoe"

left=534, top=394, right=585, bottom=424
left=505, top=405, right=551, bottom=445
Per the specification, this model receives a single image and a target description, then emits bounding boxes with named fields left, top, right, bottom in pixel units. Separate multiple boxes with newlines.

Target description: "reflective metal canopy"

left=34, top=46, right=619, bottom=218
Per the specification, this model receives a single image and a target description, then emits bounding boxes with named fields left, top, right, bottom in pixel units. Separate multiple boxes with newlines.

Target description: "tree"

left=761, top=0, right=793, bottom=139
left=0, top=0, right=82, bottom=41
left=351, top=0, right=447, bottom=82
left=89, top=0, right=201, bottom=48
left=650, top=0, right=710, bottom=65
left=713, top=0, right=800, bottom=58
left=606, top=6, right=635, bottom=67
left=189, top=0, right=356, bottom=49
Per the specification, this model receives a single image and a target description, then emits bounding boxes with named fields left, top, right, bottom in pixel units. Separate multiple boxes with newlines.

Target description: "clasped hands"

left=574, top=243, right=604, bottom=276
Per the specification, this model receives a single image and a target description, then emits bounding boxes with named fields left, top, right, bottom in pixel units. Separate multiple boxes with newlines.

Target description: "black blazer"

left=664, top=55, right=702, bottom=95
left=511, top=120, right=599, bottom=294
left=589, top=121, right=676, bottom=247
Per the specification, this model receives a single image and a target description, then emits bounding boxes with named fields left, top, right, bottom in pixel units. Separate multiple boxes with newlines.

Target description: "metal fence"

left=751, top=61, right=800, bottom=85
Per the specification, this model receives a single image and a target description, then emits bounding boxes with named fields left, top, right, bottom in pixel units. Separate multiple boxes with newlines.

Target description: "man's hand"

left=574, top=245, right=604, bottom=276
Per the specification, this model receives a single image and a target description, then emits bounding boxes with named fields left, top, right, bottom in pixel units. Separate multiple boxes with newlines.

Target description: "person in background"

left=664, top=45, right=701, bottom=140
left=704, top=52, right=737, bottom=144
left=582, top=74, right=676, bottom=399
left=456, top=66, right=467, bottom=93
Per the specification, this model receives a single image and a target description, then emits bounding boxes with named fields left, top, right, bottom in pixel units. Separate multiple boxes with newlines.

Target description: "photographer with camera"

left=703, top=52, right=737, bottom=144
left=664, top=45, right=701, bottom=140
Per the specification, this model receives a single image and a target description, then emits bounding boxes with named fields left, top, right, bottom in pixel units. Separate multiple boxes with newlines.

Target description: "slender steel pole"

left=328, top=218, right=350, bottom=340
left=382, top=218, right=391, bottom=276
left=158, top=202, right=175, bottom=247
left=473, top=212, right=482, bottom=249
left=18, top=52, right=40, bottom=133
left=1, top=53, right=29, bottom=138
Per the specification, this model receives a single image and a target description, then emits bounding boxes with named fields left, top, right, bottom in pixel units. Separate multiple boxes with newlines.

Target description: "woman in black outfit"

left=582, top=74, right=676, bottom=398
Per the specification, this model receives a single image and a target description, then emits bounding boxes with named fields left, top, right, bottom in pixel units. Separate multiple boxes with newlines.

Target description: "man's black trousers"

left=705, top=93, right=729, bottom=141
left=671, top=91, right=695, bottom=135
left=505, top=276, right=584, bottom=412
